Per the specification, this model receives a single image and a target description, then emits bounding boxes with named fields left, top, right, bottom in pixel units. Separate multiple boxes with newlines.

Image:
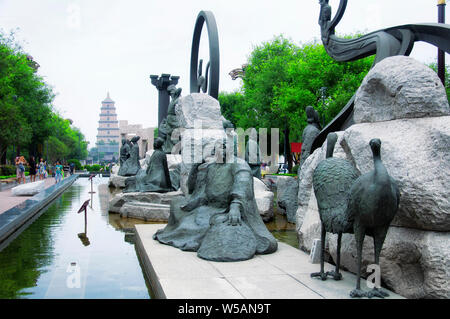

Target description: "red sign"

left=291, top=143, right=302, bottom=153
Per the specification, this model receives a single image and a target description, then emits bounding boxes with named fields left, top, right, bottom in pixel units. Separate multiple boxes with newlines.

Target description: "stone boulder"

left=11, top=180, right=45, bottom=196
left=354, top=56, right=450, bottom=124
left=176, top=93, right=227, bottom=195
left=108, top=174, right=127, bottom=188
left=276, top=176, right=299, bottom=224
left=253, top=177, right=274, bottom=222
left=120, top=202, right=170, bottom=222
left=328, top=228, right=450, bottom=299
left=343, top=116, right=450, bottom=231
left=109, top=190, right=183, bottom=214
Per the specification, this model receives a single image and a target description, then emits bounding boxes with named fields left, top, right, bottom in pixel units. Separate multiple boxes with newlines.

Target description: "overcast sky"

left=0, top=0, right=448, bottom=147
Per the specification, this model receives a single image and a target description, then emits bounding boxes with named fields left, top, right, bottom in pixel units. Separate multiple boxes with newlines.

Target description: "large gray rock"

left=176, top=93, right=227, bottom=195
left=11, top=180, right=45, bottom=196
left=254, top=177, right=274, bottom=222
left=343, top=116, right=450, bottom=231
left=328, top=228, right=450, bottom=299
left=354, top=56, right=450, bottom=124
left=276, top=176, right=299, bottom=224
left=120, top=202, right=170, bottom=222
left=109, top=190, right=183, bottom=213
left=108, top=174, right=127, bottom=188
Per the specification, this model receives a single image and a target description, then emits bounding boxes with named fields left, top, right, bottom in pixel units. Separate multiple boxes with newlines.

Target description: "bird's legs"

left=367, top=226, right=390, bottom=299
left=327, top=232, right=343, bottom=280
left=350, top=224, right=367, bottom=298
left=311, top=223, right=328, bottom=281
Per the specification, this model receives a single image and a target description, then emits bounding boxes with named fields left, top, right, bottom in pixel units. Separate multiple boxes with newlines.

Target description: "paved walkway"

left=135, top=224, right=405, bottom=299
left=0, top=177, right=58, bottom=215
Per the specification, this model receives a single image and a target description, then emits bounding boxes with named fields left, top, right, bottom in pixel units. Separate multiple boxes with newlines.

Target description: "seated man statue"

left=124, top=137, right=174, bottom=193
left=119, top=136, right=141, bottom=176
left=153, top=142, right=277, bottom=262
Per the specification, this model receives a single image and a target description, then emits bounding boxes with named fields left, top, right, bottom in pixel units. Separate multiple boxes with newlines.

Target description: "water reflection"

left=0, top=178, right=153, bottom=299
left=0, top=177, right=298, bottom=299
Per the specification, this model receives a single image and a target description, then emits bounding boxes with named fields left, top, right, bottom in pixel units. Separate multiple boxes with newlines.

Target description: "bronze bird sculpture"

left=347, top=138, right=400, bottom=298
left=311, top=133, right=360, bottom=281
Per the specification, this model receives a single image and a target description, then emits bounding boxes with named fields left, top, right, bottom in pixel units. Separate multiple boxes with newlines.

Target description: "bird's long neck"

left=373, top=152, right=389, bottom=182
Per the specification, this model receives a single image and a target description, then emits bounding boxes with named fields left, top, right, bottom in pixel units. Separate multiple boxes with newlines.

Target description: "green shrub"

left=292, top=164, right=299, bottom=175
left=0, top=165, right=16, bottom=176
left=68, top=159, right=82, bottom=170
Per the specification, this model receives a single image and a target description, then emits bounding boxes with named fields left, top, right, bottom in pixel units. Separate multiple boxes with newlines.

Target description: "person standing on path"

left=15, top=156, right=27, bottom=184
left=54, top=161, right=63, bottom=183
left=38, top=158, right=45, bottom=180
left=29, top=156, right=37, bottom=182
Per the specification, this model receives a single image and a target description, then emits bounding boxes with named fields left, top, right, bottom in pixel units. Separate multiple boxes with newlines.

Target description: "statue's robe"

left=137, top=149, right=173, bottom=193
left=120, top=143, right=140, bottom=176
left=300, top=123, right=320, bottom=168
left=245, top=139, right=262, bottom=179
left=153, top=158, right=277, bottom=261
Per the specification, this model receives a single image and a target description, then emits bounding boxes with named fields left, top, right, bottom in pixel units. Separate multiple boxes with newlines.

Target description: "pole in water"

left=77, top=199, right=91, bottom=246
left=438, top=0, right=446, bottom=85
left=88, top=174, right=96, bottom=194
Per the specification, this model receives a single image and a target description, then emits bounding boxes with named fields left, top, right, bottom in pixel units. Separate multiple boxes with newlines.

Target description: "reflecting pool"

left=0, top=176, right=298, bottom=299
left=0, top=177, right=154, bottom=299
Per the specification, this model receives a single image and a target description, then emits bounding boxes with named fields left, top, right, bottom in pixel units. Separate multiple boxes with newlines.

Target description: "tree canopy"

left=0, top=30, right=88, bottom=164
left=219, top=35, right=375, bottom=147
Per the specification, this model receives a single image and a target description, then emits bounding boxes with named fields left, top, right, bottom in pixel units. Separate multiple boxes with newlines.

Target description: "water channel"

left=0, top=176, right=297, bottom=299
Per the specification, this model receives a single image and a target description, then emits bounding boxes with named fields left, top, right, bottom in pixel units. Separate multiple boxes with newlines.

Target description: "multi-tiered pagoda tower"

left=96, top=92, right=120, bottom=162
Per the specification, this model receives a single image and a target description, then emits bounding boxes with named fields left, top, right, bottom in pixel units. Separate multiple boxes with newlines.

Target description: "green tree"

left=222, top=35, right=374, bottom=171
left=45, top=136, right=69, bottom=163
left=218, top=91, right=244, bottom=126
left=0, top=30, right=88, bottom=164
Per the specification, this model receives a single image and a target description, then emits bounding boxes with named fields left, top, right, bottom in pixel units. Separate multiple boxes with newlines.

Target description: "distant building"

left=96, top=93, right=120, bottom=162
left=119, top=120, right=155, bottom=158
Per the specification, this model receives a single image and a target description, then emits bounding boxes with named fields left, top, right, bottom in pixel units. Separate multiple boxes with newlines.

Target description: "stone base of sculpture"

left=109, top=190, right=183, bottom=222
left=108, top=174, right=128, bottom=188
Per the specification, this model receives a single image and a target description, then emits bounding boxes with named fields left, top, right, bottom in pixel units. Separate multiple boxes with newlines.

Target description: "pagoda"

left=96, top=92, right=120, bottom=162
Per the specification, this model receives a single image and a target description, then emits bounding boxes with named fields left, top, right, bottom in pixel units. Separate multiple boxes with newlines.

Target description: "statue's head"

left=306, top=106, right=316, bottom=123
left=222, top=120, right=234, bottom=130
left=121, top=139, right=127, bottom=146
left=131, top=135, right=140, bottom=143
left=168, top=84, right=177, bottom=95
left=154, top=137, right=164, bottom=150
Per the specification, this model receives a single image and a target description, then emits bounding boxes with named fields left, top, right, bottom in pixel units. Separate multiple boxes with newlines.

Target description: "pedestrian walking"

left=54, top=161, right=63, bottom=183
left=38, top=158, right=46, bottom=180
left=15, top=155, right=27, bottom=184
left=29, top=156, right=37, bottom=182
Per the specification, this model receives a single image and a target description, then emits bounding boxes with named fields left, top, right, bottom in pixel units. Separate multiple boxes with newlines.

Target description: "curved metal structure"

left=190, top=11, right=220, bottom=99
left=312, top=0, right=450, bottom=152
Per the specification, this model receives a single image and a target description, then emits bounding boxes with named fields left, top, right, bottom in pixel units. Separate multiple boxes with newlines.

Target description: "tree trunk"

left=0, top=144, right=6, bottom=165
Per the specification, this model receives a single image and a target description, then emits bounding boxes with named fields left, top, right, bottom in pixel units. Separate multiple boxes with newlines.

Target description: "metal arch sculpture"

left=190, top=11, right=220, bottom=99
left=312, top=0, right=450, bottom=152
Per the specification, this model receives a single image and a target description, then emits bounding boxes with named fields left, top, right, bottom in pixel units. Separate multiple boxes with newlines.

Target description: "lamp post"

left=438, top=0, right=446, bottom=85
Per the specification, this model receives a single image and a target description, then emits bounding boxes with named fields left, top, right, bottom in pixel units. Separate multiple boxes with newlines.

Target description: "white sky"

left=0, top=0, right=448, bottom=147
